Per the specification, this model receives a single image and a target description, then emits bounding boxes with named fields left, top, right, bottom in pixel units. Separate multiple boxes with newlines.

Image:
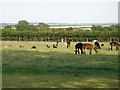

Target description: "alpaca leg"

left=75, top=49, right=77, bottom=54
left=67, top=44, right=68, bottom=48
left=80, top=48, right=83, bottom=54
left=111, top=46, right=113, bottom=50
left=94, top=48, right=98, bottom=54
left=90, top=49, right=92, bottom=54
left=83, top=49, right=86, bottom=54
left=109, top=46, right=111, bottom=51
left=78, top=49, right=80, bottom=54
left=116, top=46, right=119, bottom=51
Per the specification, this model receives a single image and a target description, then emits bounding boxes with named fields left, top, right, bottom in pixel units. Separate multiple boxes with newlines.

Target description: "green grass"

left=2, top=41, right=119, bottom=88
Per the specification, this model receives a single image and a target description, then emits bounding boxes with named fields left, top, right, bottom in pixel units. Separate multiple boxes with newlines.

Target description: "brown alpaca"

left=83, top=43, right=98, bottom=54
left=109, top=41, right=120, bottom=51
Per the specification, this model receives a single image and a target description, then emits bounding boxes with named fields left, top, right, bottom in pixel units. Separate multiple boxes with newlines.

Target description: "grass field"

left=2, top=41, right=118, bottom=88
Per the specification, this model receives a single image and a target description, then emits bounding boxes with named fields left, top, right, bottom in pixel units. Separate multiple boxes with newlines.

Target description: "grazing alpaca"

left=67, top=40, right=71, bottom=48
left=109, top=41, right=120, bottom=51
left=94, top=41, right=101, bottom=49
left=56, top=40, right=59, bottom=46
left=46, top=45, right=50, bottom=48
left=75, top=43, right=83, bottom=54
left=74, top=42, right=99, bottom=55
left=83, top=40, right=101, bottom=54
left=19, top=45, right=24, bottom=48
left=32, top=46, right=37, bottom=49
left=53, top=44, right=57, bottom=48
left=83, top=43, right=98, bottom=54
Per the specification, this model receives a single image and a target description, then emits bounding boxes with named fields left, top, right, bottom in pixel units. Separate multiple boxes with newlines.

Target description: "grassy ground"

left=2, top=41, right=119, bottom=88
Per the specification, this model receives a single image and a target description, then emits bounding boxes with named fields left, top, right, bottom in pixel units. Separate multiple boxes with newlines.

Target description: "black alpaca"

left=75, top=43, right=83, bottom=54
left=53, top=44, right=57, bottom=48
left=32, top=46, right=37, bottom=49
left=94, top=41, right=101, bottom=49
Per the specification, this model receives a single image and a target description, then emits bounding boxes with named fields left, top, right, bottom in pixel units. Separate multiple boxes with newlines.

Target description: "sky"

left=0, top=0, right=119, bottom=23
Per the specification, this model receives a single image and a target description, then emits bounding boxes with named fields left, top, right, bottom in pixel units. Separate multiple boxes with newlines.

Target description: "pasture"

left=2, top=41, right=118, bottom=88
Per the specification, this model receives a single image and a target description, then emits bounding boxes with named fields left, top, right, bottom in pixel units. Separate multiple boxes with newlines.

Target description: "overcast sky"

left=0, top=0, right=119, bottom=23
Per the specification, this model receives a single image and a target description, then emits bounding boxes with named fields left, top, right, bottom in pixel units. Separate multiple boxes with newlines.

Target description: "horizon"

left=0, top=22, right=118, bottom=27
left=0, top=22, right=118, bottom=24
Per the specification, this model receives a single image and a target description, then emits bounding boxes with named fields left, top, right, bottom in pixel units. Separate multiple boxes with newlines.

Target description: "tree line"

left=1, top=20, right=120, bottom=42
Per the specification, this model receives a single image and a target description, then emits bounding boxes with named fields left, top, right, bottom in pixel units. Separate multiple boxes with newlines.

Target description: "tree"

left=29, top=25, right=38, bottom=31
left=66, top=27, right=73, bottom=31
left=38, top=23, right=50, bottom=31
left=4, top=25, right=12, bottom=29
left=16, top=20, right=29, bottom=31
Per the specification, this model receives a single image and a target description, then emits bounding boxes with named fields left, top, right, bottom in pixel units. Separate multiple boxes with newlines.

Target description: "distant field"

left=2, top=41, right=118, bottom=88
left=49, top=25, right=92, bottom=30
left=49, top=25, right=92, bottom=28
